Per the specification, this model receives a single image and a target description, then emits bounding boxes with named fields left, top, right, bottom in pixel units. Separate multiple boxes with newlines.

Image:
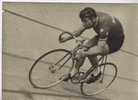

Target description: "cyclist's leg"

left=70, top=50, right=86, bottom=77
left=70, top=36, right=98, bottom=77
left=87, top=55, right=100, bottom=76
left=64, top=48, right=87, bottom=81
left=81, top=35, right=109, bottom=82
left=83, top=35, right=99, bottom=68
left=87, top=55, right=98, bottom=66
left=87, top=44, right=109, bottom=73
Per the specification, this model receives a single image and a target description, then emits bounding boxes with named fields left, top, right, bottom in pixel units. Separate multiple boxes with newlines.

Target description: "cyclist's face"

left=82, top=17, right=96, bottom=28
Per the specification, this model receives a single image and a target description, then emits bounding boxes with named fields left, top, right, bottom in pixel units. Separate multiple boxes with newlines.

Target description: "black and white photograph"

left=2, top=2, right=138, bottom=100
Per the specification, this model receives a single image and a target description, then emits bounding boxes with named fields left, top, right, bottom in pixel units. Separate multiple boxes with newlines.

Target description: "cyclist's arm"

left=62, top=25, right=86, bottom=42
left=73, top=25, right=86, bottom=37
left=82, top=28, right=109, bottom=56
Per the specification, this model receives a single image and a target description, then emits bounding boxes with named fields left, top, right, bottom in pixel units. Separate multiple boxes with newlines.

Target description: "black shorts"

left=107, top=35, right=124, bottom=53
left=84, top=35, right=124, bottom=54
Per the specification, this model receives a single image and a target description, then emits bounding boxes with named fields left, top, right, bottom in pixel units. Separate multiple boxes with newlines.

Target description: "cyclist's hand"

left=59, top=35, right=68, bottom=43
left=59, top=32, right=72, bottom=43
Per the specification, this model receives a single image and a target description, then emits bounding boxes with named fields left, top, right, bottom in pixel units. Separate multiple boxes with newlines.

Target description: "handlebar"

left=59, top=31, right=89, bottom=43
left=59, top=31, right=76, bottom=41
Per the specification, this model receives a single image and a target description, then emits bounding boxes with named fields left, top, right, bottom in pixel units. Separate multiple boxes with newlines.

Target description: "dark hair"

left=79, top=7, right=97, bottom=20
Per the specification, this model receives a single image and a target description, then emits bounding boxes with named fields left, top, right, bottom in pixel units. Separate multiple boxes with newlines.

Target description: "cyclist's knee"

left=75, top=49, right=86, bottom=60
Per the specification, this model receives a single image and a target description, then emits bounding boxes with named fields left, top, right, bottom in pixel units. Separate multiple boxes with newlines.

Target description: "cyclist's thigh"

left=83, top=35, right=98, bottom=48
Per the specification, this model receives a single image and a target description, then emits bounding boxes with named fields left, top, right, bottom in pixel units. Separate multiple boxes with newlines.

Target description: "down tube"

left=56, top=52, right=73, bottom=71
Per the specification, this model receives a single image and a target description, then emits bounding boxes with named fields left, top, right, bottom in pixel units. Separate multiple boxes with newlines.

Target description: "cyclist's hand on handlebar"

left=59, top=31, right=72, bottom=43
left=59, top=36, right=68, bottom=43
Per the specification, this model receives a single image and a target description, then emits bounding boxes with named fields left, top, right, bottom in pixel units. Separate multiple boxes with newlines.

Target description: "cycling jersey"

left=93, top=12, right=125, bottom=53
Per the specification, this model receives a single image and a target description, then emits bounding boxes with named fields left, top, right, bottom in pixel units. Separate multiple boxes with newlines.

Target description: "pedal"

left=86, top=72, right=102, bottom=84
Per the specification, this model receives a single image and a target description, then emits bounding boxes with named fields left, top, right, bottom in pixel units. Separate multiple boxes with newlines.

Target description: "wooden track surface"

left=3, top=3, right=138, bottom=100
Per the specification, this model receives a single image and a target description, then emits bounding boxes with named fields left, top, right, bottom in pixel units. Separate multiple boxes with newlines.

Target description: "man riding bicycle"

left=59, top=7, right=125, bottom=83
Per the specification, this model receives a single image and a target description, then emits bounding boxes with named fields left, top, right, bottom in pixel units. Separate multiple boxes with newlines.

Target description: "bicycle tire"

left=29, top=49, right=72, bottom=89
left=80, top=62, right=117, bottom=96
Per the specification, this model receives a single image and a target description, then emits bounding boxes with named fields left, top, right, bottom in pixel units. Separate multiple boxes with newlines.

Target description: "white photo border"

left=1, top=1, right=138, bottom=100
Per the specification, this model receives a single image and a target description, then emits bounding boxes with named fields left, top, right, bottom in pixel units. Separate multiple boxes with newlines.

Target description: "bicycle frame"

left=56, top=32, right=108, bottom=83
left=29, top=32, right=117, bottom=95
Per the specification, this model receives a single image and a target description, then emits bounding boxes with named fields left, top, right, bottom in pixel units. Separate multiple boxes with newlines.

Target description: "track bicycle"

left=29, top=32, right=118, bottom=96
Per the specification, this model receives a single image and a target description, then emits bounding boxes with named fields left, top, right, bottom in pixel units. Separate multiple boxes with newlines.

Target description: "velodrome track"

left=3, top=3, right=138, bottom=100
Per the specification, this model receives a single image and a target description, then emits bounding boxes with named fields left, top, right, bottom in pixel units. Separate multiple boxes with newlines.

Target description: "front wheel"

left=29, top=49, right=73, bottom=89
left=80, top=62, right=118, bottom=96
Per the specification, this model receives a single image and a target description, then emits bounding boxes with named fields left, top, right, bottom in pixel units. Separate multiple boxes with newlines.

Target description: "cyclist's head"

left=79, top=7, right=97, bottom=28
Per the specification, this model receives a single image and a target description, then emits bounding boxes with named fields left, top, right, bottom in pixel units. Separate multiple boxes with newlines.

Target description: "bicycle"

left=29, top=32, right=118, bottom=96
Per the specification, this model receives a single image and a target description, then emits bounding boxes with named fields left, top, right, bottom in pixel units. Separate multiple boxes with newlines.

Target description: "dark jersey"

left=93, top=12, right=125, bottom=53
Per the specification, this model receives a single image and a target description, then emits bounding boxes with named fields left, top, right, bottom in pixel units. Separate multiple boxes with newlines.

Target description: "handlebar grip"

left=59, top=31, right=74, bottom=42
left=63, top=31, right=74, bottom=38
left=59, top=32, right=64, bottom=42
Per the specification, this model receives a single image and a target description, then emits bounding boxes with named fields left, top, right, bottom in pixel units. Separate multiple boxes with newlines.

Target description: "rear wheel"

left=29, top=49, right=72, bottom=89
left=80, top=62, right=117, bottom=96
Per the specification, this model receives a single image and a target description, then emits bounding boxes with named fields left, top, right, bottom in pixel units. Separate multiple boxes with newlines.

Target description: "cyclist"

left=59, top=7, right=125, bottom=83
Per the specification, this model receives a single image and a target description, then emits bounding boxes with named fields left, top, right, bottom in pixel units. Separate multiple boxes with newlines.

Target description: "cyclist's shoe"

left=86, top=72, right=102, bottom=84
left=63, top=74, right=71, bottom=82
